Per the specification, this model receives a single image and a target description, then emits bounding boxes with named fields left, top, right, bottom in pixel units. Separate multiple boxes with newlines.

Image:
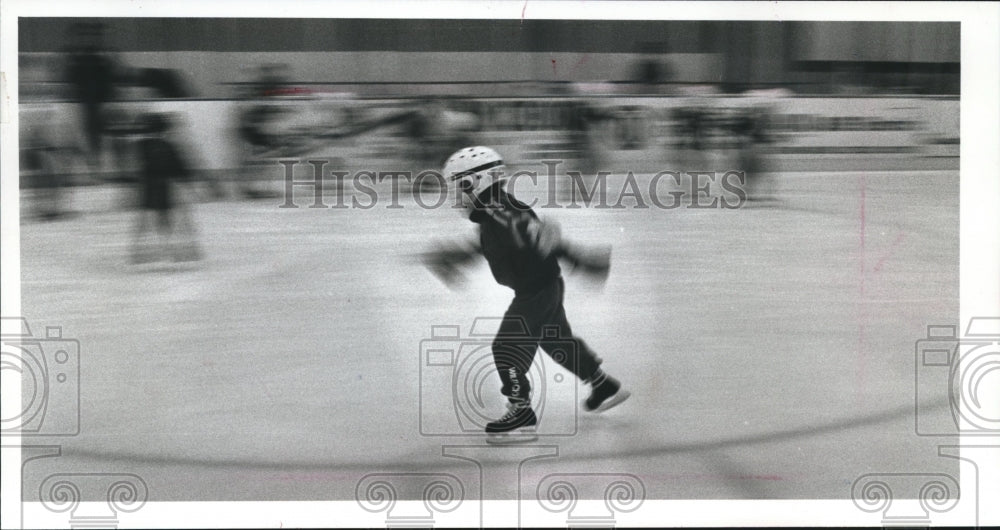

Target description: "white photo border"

left=1, top=1, right=997, bottom=528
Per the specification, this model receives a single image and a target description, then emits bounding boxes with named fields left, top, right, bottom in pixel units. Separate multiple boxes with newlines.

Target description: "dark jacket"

left=138, top=137, right=191, bottom=210
left=469, top=184, right=561, bottom=295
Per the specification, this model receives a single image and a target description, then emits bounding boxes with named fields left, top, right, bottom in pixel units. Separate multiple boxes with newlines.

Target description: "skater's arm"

left=419, top=238, right=482, bottom=288
left=556, top=241, right=612, bottom=279
left=520, top=215, right=612, bottom=281
left=531, top=218, right=611, bottom=279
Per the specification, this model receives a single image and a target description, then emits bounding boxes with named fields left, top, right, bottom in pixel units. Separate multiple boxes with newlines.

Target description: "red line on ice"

left=872, top=231, right=906, bottom=273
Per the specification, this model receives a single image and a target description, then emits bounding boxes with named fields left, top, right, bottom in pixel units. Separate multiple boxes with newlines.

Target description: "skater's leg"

left=485, top=296, right=543, bottom=440
left=131, top=210, right=152, bottom=263
left=82, top=105, right=103, bottom=170
left=155, top=208, right=173, bottom=260
left=492, top=311, right=538, bottom=406
left=537, top=278, right=604, bottom=382
left=171, top=187, right=202, bottom=262
left=537, top=278, right=630, bottom=412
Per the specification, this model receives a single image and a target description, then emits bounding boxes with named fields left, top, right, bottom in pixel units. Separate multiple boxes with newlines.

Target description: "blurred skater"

left=671, top=104, right=712, bottom=171
left=63, top=22, right=122, bottom=173
left=564, top=99, right=616, bottom=202
left=131, top=113, right=202, bottom=264
left=21, top=122, right=73, bottom=222
left=232, top=65, right=297, bottom=200
left=567, top=99, right=608, bottom=174
left=731, top=106, right=776, bottom=203
left=405, top=99, right=481, bottom=177
left=422, top=146, right=630, bottom=444
left=235, top=98, right=289, bottom=200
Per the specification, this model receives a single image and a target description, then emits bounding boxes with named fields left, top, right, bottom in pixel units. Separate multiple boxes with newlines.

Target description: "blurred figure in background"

left=235, top=99, right=288, bottom=199
left=20, top=53, right=91, bottom=220
left=631, top=42, right=673, bottom=95
left=101, top=105, right=143, bottom=184
left=405, top=98, right=449, bottom=171
left=63, top=22, right=122, bottom=174
left=131, top=113, right=202, bottom=264
left=405, top=98, right=481, bottom=175
left=671, top=104, right=711, bottom=170
left=21, top=124, right=68, bottom=221
left=731, top=105, right=776, bottom=203
left=233, top=64, right=296, bottom=199
left=564, top=98, right=616, bottom=204
left=614, top=105, right=646, bottom=151
left=256, top=63, right=293, bottom=97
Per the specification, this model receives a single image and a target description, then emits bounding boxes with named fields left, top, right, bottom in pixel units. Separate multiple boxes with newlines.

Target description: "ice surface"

left=18, top=169, right=959, bottom=500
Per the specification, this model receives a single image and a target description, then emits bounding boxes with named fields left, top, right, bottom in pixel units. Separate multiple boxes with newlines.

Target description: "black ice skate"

left=485, top=400, right=538, bottom=445
left=584, top=372, right=631, bottom=413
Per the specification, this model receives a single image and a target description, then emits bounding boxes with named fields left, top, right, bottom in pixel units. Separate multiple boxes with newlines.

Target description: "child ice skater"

left=423, top=146, right=630, bottom=444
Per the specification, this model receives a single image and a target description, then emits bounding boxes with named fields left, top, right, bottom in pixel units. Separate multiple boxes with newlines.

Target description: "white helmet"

left=442, top=146, right=506, bottom=197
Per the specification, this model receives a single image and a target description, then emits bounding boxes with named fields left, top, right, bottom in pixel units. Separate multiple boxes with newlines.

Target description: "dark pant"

left=492, top=277, right=603, bottom=403
left=82, top=103, right=106, bottom=164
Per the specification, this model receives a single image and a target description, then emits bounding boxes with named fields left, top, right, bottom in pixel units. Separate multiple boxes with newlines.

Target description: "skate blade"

left=485, top=429, right=538, bottom=445
left=589, top=389, right=631, bottom=413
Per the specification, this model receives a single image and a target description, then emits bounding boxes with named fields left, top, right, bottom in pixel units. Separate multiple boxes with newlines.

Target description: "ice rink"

left=18, top=166, right=959, bottom=501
